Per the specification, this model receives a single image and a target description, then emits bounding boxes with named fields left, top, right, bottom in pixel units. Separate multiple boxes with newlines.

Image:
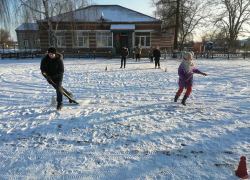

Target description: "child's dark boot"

left=174, top=95, right=180, bottom=102
left=181, top=96, right=188, bottom=106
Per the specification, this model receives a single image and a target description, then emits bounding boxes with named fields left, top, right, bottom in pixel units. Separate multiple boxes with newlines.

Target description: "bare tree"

left=173, top=0, right=180, bottom=57
left=212, top=0, right=250, bottom=51
left=0, top=29, right=11, bottom=44
left=179, top=0, right=211, bottom=50
left=152, top=0, right=181, bottom=57
left=152, top=0, right=210, bottom=53
left=0, top=0, right=12, bottom=28
left=199, top=28, right=228, bottom=47
left=18, top=0, right=87, bottom=47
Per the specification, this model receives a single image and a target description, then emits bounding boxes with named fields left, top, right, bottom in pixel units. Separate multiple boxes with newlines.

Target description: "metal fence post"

left=109, top=51, right=112, bottom=59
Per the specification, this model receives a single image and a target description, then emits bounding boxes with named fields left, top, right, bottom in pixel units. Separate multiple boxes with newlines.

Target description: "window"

left=23, top=40, right=29, bottom=47
left=55, top=31, right=66, bottom=47
left=96, top=31, right=112, bottom=47
left=34, top=39, right=40, bottom=47
left=135, top=32, right=151, bottom=47
left=72, top=31, right=89, bottom=47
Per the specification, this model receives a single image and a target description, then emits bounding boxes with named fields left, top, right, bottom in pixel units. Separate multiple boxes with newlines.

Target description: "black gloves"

left=42, top=72, right=52, bottom=84
left=200, top=72, right=207, bottom=76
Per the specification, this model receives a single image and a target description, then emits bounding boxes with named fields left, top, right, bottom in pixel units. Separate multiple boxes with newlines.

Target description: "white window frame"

left=140, top=36, right=146, bottom=46
left=96, top=31, right=112, bottom=47
left=72, top=30, right=90, bottom=48
left=34, top=39, right=40, bottom=47
left=24, top=40, right=29, bottom=47
left=53, top=31, right=66, bottom=48
left=134, top=31, right=151, bottom=47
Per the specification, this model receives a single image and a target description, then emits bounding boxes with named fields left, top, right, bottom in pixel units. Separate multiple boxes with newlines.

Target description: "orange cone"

left=235, top=156, right=249, bottom=179
left=105, top=67, right=107, bottom=71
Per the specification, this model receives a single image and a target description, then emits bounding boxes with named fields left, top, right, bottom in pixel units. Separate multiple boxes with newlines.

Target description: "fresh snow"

left=0, top=57, right=249, bottom=180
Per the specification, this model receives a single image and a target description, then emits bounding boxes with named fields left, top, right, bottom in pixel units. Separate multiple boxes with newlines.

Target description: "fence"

left=156, top=51, right=250, bottom=60
left=1, top=50, right=250, bottom=60
left=0, top=51, right=42, bottom=60
left=0, top=51, right=113, bottom=60
left=192, top=52, right=250, bottom=59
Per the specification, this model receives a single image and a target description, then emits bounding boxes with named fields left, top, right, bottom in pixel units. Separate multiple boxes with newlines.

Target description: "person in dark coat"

left=120, top=45, right=129, bottom=68
left=153, top=46, right=161, bottom=68
left=174, top=52, right=207, bottom=106
left=40, top=47, right=72, bottom=110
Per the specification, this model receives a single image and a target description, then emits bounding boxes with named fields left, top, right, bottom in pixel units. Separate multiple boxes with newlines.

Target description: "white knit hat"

left=183, top=52, right=193, bottom=60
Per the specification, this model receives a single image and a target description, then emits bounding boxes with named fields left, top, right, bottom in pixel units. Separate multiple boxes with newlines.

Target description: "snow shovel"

left=43, top=73, right=79, bottom=104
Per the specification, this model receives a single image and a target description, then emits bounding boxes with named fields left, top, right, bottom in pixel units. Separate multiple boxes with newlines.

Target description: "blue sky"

left=90, top=0, right=156, bottom=17
left=4, top=0, right=156, bottom=41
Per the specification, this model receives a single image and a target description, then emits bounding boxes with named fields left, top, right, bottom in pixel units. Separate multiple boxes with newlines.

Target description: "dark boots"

left=174, top=95, right=180, bottom=102
left=175, top=94, right=188, bottom=105
left=57, top=102, right=62, bottom=110
left=181, top=96, right=188, bottom=106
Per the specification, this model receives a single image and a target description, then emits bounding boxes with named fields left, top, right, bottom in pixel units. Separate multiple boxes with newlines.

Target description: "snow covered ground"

left=0, top=57, right=249, bottom=180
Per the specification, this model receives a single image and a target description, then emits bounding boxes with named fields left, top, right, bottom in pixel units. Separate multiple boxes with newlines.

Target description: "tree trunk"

left=172, top=0, right=180, bottom=58
left=42, top=0, right=56, bottom=47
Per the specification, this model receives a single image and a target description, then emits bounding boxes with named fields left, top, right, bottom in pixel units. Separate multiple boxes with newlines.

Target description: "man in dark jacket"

left=40, top=47, right=72, bottom=110
left=153, top=45, right=161, bottom=69
left=120, top=45, right=129, bottom=68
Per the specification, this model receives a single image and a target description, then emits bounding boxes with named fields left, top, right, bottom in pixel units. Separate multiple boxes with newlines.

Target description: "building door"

left=119, top=33, right=128, bottom=53
left=113, top=32, right=132, bottom=55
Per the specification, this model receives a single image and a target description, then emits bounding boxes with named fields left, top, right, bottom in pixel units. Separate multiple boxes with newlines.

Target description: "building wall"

left=39, top=27, right=49, bottom=51
left=16, top=30, right=41, bottom=51
left=37, top=21, right=173, bottom=53
left=160, top=32, right=174, bottom=50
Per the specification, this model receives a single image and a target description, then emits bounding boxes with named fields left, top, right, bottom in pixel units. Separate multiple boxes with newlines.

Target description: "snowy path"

left=0, top=58, right=249, bottom=179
